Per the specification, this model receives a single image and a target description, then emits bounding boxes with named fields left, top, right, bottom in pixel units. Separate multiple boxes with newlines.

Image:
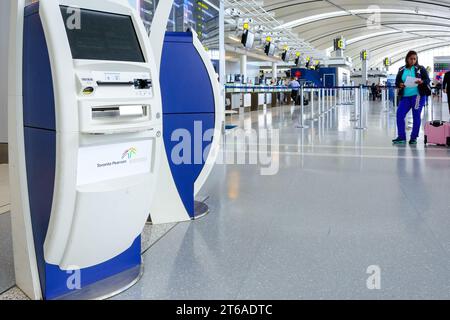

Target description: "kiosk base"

left=55, top=261, right=144, bottom=300
left=146, top=200, right=210, bottom=224
left=193, top=200, right=209, bottom=220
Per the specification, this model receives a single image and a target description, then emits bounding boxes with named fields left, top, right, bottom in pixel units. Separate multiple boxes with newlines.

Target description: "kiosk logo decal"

left=77, top=141, right=152, bottom=186
left=122, top=147, right=138, bottom=160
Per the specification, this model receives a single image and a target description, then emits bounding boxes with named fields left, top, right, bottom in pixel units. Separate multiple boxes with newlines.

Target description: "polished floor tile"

left=1, top=98, right=449, bottom=300
left=116, top=98, right=450, bottom=300
left=0, top=164, right=9, bottom=214
left=0, top=213, right=14, bottom=294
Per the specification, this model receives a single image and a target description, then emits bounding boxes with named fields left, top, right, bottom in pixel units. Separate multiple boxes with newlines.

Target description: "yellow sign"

left=197, top=1, right=209, bottom=10
left=337, top=39, right=345, bottom=49
left=296, top=52, right=301, bottom=57
left=266, top=36, right=272, bottom=43
left=361, top=50, right=368, bottom=61
left=243, top=22, right=249, bottom=30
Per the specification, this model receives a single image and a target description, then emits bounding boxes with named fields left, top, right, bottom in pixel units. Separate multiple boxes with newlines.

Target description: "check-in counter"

left=228, top=93, right=251, bottom=110
left=226, top=85, right=290, bottom=112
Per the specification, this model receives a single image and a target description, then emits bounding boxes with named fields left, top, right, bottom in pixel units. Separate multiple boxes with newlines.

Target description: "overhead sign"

left=334, top=37, right=346, bottom=51
left=383, top=57, right=391, bottom=67
left=360, top=50, right=369, bottom=61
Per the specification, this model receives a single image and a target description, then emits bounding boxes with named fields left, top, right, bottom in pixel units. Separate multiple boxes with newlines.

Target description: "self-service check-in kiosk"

left=8, top=0, right=162, bottom=300
left=148, top=1, right=224, bottom=224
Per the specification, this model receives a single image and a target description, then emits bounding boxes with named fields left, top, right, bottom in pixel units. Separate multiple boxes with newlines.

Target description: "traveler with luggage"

left=424, top=70, right=450, bottom=147
left=443, top=71, right=450, bottom=116
left=392, top=51, right=431, bottom=145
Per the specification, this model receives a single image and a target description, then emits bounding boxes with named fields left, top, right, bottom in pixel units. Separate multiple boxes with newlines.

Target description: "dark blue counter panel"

left=160, top=32, right=215, bottom=115
left=163, top=113, right=215, bottom=216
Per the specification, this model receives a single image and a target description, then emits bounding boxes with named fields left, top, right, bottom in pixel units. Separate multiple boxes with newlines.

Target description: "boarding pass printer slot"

left=92, top=105, right=149, bottom=119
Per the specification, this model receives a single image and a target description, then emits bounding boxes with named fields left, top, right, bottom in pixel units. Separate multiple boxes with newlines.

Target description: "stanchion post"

left=355, top=85, right=366, bottom=130
left=394, top=88, right=398, bottom=110
left=323, top=88, right=326, bottom=114
left=327, top=88, right=330, bottom=111
left=350, top=86, right=358, bottom=122
left=318, top=88, right=322, bottom=115
left=333, top=88, right=336, bottom=108
left=296, top=86, right=309, bottom=129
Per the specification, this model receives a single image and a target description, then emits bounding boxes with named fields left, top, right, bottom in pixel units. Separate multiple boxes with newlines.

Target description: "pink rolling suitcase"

left=424, top=121, right=450, bottom=146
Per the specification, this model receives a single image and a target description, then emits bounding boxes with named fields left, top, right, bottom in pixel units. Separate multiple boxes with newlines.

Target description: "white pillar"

left=361, top=60, right=369, bottom=85
left=240, top=54, right=247, bottom=84
left=0, top=0, right=11, bottom=143
left=272, top=62, right=278, bottom=81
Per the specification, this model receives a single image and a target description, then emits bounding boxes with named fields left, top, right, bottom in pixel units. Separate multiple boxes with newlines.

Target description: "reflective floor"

left=116, top=97, right=450, bottom=300
left=0, top=165, right=14, bottom=294
left=1, top=98, right=449, bottom=299
left=0, top=165, right=9, bottom=214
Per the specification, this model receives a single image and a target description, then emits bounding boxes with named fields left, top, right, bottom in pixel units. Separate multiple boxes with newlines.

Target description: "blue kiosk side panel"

left=163, top=113, right=215, bottom=215
left=160, top=32, right=215, bottom=114
left=23, top=4, right=141, bottom=299
left=23, top=4, right=57, bottom=297
left=160, top=32, right=216, bottom=217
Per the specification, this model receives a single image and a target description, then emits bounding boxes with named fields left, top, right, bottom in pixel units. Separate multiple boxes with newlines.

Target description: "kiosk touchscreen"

left=9, top=0, right=162, bottom=300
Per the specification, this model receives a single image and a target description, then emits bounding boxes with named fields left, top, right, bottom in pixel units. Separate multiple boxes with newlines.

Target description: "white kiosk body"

left=147, top=1, right=224, bottom=224
left=9, top=0, right=162, bottom=299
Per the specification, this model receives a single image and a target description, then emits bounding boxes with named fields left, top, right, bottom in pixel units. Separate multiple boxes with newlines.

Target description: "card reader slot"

left=92, top=105, right=149, bottom=119
left=96, top=81, right=134, bottom=86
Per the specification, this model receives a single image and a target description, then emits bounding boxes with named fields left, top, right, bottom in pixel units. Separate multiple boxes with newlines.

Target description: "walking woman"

left=392, top=51, right=431, bottom=145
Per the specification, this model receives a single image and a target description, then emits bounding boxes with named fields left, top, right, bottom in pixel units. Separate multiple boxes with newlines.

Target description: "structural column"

left=272, top=62, right=278, bottom=82
left=361, top=60, right=369, bottom=85
left=240, top=54, right=247, bottom=84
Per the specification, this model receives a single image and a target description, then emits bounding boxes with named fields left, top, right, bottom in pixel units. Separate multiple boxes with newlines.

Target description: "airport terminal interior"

left=0, top=0, right=449, bottom=300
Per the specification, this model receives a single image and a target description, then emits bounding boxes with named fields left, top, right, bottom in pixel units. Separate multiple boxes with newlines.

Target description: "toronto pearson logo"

left=122, top=147, right=137, bottom=160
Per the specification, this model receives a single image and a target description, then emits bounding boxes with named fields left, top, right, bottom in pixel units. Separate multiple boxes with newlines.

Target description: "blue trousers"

left=397, top=95, right=426, bottom=140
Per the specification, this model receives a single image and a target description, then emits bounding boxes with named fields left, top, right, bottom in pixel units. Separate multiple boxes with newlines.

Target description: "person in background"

left=434, top=81, right=441, bottom=98
left=443, top=70, right=450, bottom=118
left=392, top=50, right=431, bottom=145
left=376, top=82, right=382, bottom=101
left=371, top=83, right=377, bottom=101
left=288, top=77, right=301, bottom=105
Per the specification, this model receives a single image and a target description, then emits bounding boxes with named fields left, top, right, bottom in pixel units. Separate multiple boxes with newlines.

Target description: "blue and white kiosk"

left=147, top=1, right=224, bottom=224
left=8, top=0, right=163, bottom=299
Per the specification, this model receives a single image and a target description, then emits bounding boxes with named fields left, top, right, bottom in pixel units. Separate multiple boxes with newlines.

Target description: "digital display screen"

left=60, top=6, right=145, bottom=62
left=265, top=43, right=275, bottom=56
left=434, top=63, right=450, bottom=73
left=241, top=30, right=254, bottom=49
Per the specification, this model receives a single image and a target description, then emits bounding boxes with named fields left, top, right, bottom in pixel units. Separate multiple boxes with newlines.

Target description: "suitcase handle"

left=431, top=120, right=444, bottom=127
